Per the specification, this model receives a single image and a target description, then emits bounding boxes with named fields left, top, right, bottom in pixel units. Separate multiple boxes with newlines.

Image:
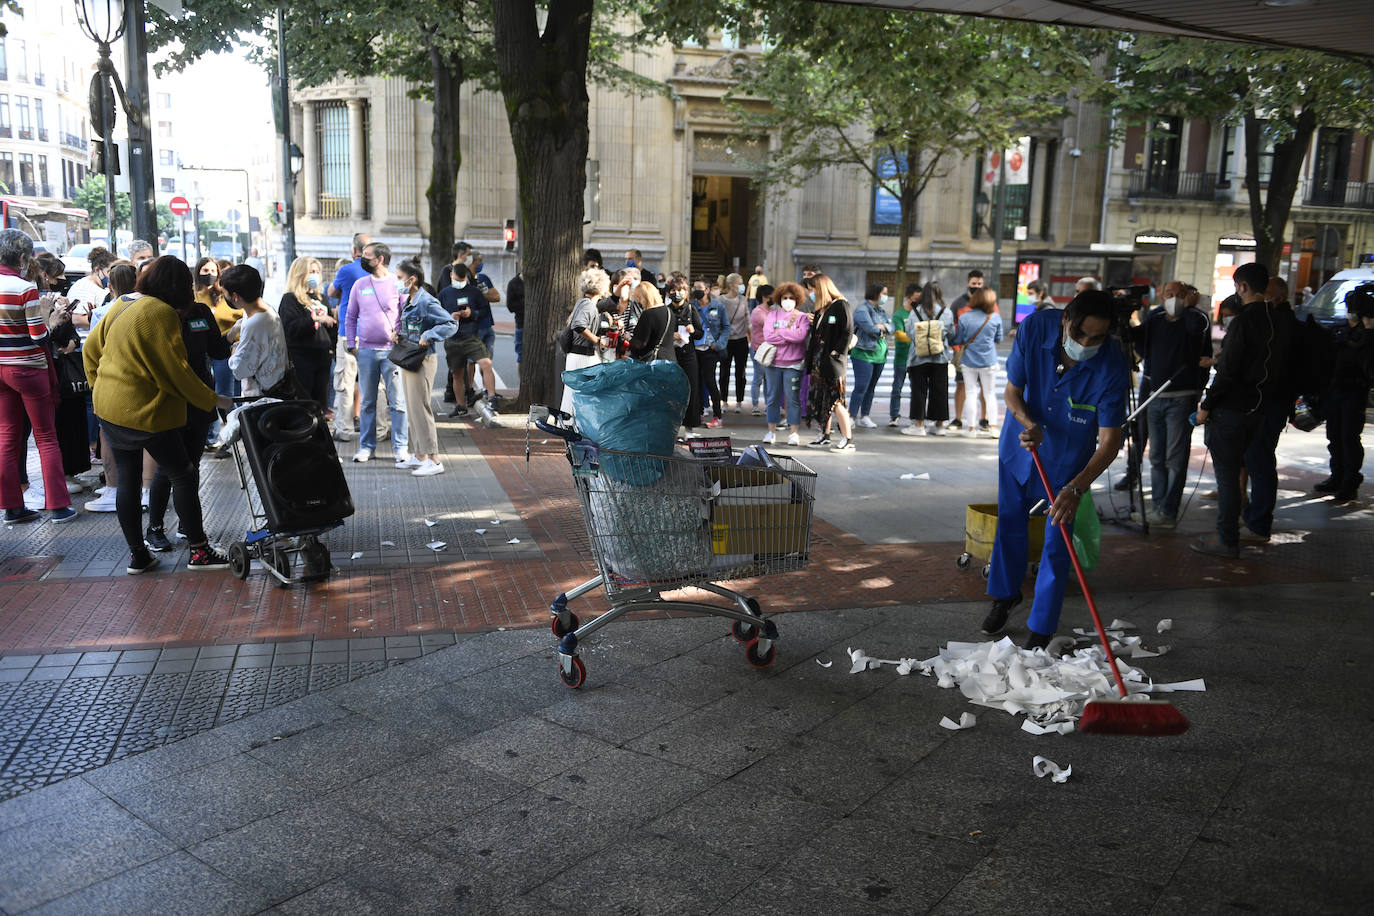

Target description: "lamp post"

left=192, top=196, right=203, bottom=261
left=276, top=6, right=299, bottom=265
left=74, top=0, right=125, bottom=244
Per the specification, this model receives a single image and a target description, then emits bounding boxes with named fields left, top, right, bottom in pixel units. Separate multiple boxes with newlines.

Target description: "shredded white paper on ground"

left=424, top=518, right=437, bottom=527
left=899, top=472, right=932, bottom=481
left=474, top=528, right=486, bottom=535
left=844, top=636, right=1204, bottom=730
left=350, top=551, right=364, bottom=560
left=1157, top=618, right=1173, bottom=633
left=940, top=712, right=977, bottom=730
left=1033, top=755, right=1072, bottom=783
left=380, top=540, right=395, bottom=547
left=507, top=538, right=520, bottom=544
left=425, top=541, right=446, bottom=551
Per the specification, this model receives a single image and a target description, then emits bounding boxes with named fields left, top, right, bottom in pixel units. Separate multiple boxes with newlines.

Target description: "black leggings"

left=147, top=407, right=215, bottom=531
left=907, top=363, right=950, bottom=422
left=675, top=346, right=702, bottom=428
left=720, top=337, right=749, bottom=404
left=110, top=427, right=207, bottom=551
left=290, top=348, right=332, bottom=408
left=697, top=349, right=723, bottom=419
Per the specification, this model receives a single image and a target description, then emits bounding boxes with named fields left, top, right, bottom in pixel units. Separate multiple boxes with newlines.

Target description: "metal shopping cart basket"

left=528, top=407, right=817, bottom=688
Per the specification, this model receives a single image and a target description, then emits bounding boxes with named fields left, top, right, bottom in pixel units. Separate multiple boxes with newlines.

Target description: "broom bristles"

left=1079, top=697, right=1190, bottom=736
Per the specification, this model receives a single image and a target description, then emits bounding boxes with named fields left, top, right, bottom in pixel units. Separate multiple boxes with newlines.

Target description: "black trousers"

left=289, top=348, right=332, bottom=409
left=675, top=346, right=702, bottom=428
left=104, top=421, right=208, bottom=552
left=1325, top=386, right=1368, bottom=491
left=147, top=407, right=215, bottom=531
left=698, top=349, right=723, bottom=418
left=720, top=337, right=749, bottom=404
left=906, top=363, right=950, bottom=422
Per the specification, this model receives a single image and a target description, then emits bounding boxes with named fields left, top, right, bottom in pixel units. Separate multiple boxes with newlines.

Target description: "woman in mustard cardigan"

left=84, top=257, right=235, bottom=575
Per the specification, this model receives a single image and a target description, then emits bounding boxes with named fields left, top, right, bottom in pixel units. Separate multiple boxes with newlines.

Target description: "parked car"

left=1297, top=265, right=1374, bottom=329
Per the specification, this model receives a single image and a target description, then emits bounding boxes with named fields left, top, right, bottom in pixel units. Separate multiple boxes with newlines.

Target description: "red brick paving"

left=0, top=426, right=1363, bottom=654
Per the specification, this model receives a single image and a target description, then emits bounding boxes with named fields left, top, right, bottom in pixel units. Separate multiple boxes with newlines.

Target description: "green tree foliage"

left=1100, top=36, right=1374, bottom=273
left=722, top=5, right=1100, bottom=296
left=156, top=203, right=176, bottom=236
left=73, top=175, right=131, bottom=230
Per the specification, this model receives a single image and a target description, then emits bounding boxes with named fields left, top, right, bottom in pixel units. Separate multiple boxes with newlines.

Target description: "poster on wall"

left=983, top=137, right=1031, bottom=191
left=1015, top=260, right=1041, bottom=324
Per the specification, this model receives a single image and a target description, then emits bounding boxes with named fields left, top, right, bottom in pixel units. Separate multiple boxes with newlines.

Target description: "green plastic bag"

left=1072, top=489, right=1101, bottom=570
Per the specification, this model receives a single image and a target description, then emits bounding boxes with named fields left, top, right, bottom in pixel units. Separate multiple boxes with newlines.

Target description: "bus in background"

left=1, top=198, right=91, bottom=254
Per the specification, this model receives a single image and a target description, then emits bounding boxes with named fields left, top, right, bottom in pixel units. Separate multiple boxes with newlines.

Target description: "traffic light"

left=91, top=141, right=119, bottom=175
left=271, top=201, right=283, bottom=225
left=504, top=218, right=516, bottom=251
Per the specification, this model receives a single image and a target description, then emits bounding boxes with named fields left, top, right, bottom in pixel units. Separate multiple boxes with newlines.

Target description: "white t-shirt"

left=66, top=276, right=109, bottom=339
left=229, top=307, right=288, bottom=396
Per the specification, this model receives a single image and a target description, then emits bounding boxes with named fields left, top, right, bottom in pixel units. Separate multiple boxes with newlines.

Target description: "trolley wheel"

left=745, top=637, right=776, bottom=669
left=558, top=655, right=587, bottom=689
left=229, top=542, right=250, bottom=580
left=271, top=547, right=292, bottom=586
left=731, top=619, right=759, bottom=644
left=981, top=564, right=991, bottom=580
left=956, top=552, right=972, bottom=571
left=300, top=540, right=331, bottom=580
left=551, top=612, right=580, bottom=638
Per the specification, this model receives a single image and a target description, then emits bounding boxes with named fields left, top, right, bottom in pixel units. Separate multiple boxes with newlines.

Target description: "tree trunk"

left=426, top=43, right=464, bottom=284
left=1244, top=107, right=1317, bottom=276
left=895, top=142, right=920, bottom=298
left=491, top=0, right=593, bottom=410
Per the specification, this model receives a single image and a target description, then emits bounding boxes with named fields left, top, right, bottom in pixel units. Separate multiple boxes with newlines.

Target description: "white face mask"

left=1221, top=315, right=1234, bottom=330
left=1163, top=297, right=1180, bottom=317
left=454, top=280, right=468, bottom=289
left=737, top=284, right=746, bottom=295
left=780, top=299, right=796, bottom=312
left=878, top=294, right=889, bottom=307
left=620, top=285, right=631, bottom=299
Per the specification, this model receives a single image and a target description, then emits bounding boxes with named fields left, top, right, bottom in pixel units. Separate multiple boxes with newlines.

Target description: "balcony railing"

left=1126, top=170, right=1219, bottom=201
left=37, top=128, right=48, bottom=143
left=1305, top=181, right=1374, bottom=209
left=60, top=133, right=87, bottom=151
left=17, top=128, right=32, bottom=141
left=319, top=195, right=350, bottom=219
left=0, top=69, right=7, bottom=81
left=0, top=126, right=10, bottom=139
left=33, top=74, right=45, bottom=87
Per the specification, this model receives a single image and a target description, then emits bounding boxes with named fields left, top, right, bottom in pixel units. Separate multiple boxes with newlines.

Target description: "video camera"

left=1107, top=284, right=1151, bottom=325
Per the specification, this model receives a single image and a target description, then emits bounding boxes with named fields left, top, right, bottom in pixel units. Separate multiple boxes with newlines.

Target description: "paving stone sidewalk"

left=1, top=580, right=1370, bottom=914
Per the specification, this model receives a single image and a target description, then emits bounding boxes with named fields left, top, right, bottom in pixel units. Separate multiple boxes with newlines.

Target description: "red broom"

left=1029, top=447, right=1190, bottom=736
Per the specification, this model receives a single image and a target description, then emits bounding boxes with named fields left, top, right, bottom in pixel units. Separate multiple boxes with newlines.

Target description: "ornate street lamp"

left=74, top=0, right=126, bottom=241
left=289, top=143, right=304, bottom=178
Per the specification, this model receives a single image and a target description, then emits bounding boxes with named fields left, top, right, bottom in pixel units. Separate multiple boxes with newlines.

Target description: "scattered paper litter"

left=815, top=657, right=833, bottom=668
left=940, top=712, right=977, bottom=731
left=1157, top=619, right=1173, bottom=633
left=847, top=647, right=921, bottom=675
left=1109, top=618, right=1136, bottom=630
left=1032, top=756, right=1073, bottom=783
left=541, top=439, right=549, bottom=445
left=507, top=537, right=521, bottom=544
left=474, top=528, right=486, bottom=535
left=898, top=472, right=931, bottom=480
left=489, top=519, right=501, bottom=526
left=1022, top=719, right=1075, bottom=736
left=424, top=518, right=437, bottom=527
left=380, top=540, right=395, bottom=547
left=350, top=551, right=364, bottom=560
left=425, top=541, right=446, bottom=551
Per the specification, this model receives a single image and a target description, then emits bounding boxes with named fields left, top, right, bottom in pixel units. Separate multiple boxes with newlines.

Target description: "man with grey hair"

left=1075, top=276, right=1100, bottom=294
left=0, top=229, right=77, bottom=523
left=128, top=240, right=154, bottom=267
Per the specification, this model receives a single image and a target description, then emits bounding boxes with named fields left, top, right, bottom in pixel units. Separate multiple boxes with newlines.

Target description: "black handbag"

left=55, top=350, right=89, bottom=398
left=387, top=338, right=428, bottom=371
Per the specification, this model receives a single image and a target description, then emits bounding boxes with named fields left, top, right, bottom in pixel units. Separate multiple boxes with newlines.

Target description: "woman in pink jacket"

left=760, top=281, right=812, bottom=446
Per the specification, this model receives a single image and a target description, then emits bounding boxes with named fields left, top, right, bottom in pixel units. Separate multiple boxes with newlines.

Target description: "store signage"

left=1134, top=232, right=1178, bottom=247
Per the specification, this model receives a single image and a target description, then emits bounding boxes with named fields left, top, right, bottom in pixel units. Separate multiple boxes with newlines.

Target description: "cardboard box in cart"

left=706, top=465, right=809, bottom=556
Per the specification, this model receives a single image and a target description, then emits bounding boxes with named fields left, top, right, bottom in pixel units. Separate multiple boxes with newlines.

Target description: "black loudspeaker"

left=237, top=400, right=354, bottom=531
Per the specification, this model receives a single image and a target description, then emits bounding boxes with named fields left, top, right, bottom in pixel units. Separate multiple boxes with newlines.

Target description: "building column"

left=347, top=98, right=367, bottom=220
left=301, top=101, right=319, bottom=220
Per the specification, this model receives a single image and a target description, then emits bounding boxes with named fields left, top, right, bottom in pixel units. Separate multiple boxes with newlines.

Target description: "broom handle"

left=1029, top=447, right=1130, bottom=698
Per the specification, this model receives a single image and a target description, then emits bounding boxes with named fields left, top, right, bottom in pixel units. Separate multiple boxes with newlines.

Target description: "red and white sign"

left=168, top=196, right=191, bottom=216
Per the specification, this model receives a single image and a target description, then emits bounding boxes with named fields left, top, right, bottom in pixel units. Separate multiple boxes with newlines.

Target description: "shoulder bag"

left=387, top=338, right=428, bottom=371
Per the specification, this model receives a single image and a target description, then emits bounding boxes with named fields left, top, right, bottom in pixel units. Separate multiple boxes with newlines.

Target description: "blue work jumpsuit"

left=988, top=307, right=1129, bottom=636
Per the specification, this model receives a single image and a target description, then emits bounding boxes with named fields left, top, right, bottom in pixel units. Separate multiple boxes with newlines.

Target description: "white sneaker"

left=411, top=459, right=445, bottom=477
left=901, top=425, right=927, bottom=436
left=787, top=432, right=801, bottom=446
left=394, top=453, right=419, bottom=469
left=887, top=418, right=901, bottom=428
left=353, top=448, right=373, bottom=463
left=66, top=479, right=84, bottom=495
left=761, top=431, right=776, bottom=444
left=140, top=488, right=150, bottom=510
left=929, top=425, right=946, bottom=437
left=856, top=415, right=878, bottom=429
left=84, top=492, right=117, bottom=512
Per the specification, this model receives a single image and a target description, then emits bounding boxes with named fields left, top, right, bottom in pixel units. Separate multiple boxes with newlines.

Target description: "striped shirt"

left=0, top=266, right=49, bottom=368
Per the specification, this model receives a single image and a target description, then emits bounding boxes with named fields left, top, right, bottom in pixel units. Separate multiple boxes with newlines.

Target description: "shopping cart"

left=528, top=407, right=817, bottom=688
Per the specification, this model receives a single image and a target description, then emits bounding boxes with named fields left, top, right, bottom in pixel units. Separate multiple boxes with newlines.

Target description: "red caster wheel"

left=745, top=638, right=775, bottom=669
left=558, top=655, right=587, bottom=688
left=551, top=612, right=580, bottom=638
left=731, top=619, right=759, bottom=644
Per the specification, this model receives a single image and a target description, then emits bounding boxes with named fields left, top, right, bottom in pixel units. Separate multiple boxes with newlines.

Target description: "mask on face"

left=807, top=291, right=816, bottom=302
left=620, top=284, right=631, bottom=300
left=669, top=290, right=685, bottom=303
left=691, top=289, right=704, bottom=301
left=1220, top=315, right=1234, bottom=330
left=968, top=286, right=979, bottom=297
left=306, top=275, right=321, bottom=291
left=454, top=279, right=468, bottom=289
left=780, top=298, right=796, bottom=312
left=878, top=294, right=889, bottom=307
left=99, top=274, right=109, bottom=288
left=1163, top=296, right=1180, bottom=317
left=1063, top=329, right=1101, bottom=362
left=198, top=272, right=215, bottom=285
left=737, top=284, right=746, bottom=296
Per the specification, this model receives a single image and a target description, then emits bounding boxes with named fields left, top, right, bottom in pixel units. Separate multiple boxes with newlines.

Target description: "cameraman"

left=1130, top=284, right=1210, bottom=528
left=980, top=291, right=1128, bottom=649
left=1193, top=262, right=1291, bottom=557
left=1316, top=283, right=1374, bottom=502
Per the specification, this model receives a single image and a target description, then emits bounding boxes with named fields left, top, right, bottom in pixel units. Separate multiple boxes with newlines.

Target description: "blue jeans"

left=848, top=359, right=884, bottom=417
left=988, top=458, right=1075, bottom=637
left=750, top=354, right=768, bottom=405
left=888, top=357, right=908, bottom=421
left=355, top=347, right=407, bottom=453
left=764, top=366, right=802, bottom=426
left=514, top=326, right=523, bottom=364
left=1145, top=395, right=1196, bottom=518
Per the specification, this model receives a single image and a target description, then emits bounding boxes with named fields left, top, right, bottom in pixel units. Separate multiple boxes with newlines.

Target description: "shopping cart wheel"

left=981, top=564, right=991, bottom=580
left=551, top=612, right=581, bottom=638
left=956, top=552, right=972, bottom=571
left=745, top=637, right=775, bottom=669
left=558, top=654, right=587, bottom=689
left=301, top=539, right=331, bottom=579
left=229, top=543, right=250, bottom=580
left=271, top=547, right=292, bottom=587
left=731, top=619, right=759, bottom=644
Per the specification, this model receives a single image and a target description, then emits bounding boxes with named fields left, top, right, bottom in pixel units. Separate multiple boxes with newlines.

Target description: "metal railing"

left=1305, top=181, right=1374, bottom=209
left=318, top=195, right=350, bottom=219
left=36, top=128, right=48, bottom=143
left=33, top=74, right=45, bottom=87
left=1126, top=170, right=1218, bottom=200
left=17, top=128, right=32, bottom=141
left=60, top=133, right=87, bottom=151
left=0, top=127, right=10, bottom=139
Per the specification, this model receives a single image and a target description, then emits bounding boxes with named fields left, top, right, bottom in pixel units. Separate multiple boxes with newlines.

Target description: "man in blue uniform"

left=981, top=291, right=1130, bottom=649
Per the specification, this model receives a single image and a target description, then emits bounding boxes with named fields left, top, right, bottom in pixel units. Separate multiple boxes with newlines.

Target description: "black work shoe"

left=981, top=593, right=1024, bottom=635
left=448, top=405, right=469, bottom=419
left=465, top=388, right=481, bottom=408
left=1313, top=477, right=1339, bottom=493
left=1190, top=535, right=1239, bottom=559
left=1113, top=475, right=1136, bottom=492
left=144, top=525, right=174, bottom=552
left=127, top=551, right=160, bottom=575
left=1332, top=490, right=1359, bottom=503
left=1024, top=631, right=1052, bottom=651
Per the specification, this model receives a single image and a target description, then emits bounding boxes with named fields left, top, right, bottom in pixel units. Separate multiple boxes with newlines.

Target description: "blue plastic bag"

left=563, top=359, right=689, bottom=480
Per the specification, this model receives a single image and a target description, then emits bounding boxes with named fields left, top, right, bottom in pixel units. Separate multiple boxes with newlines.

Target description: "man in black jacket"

left=507, top=266, right=524, bottom=372
left=1193, top=262, right=1291, bottom=557
left=1132, top=285, right=1211, bottom=528
left=1316, top=283, right=1374, bottom=502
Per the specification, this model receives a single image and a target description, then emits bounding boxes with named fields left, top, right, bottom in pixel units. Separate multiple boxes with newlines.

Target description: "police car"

left=1297, top=254, right=1374, bottom=329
